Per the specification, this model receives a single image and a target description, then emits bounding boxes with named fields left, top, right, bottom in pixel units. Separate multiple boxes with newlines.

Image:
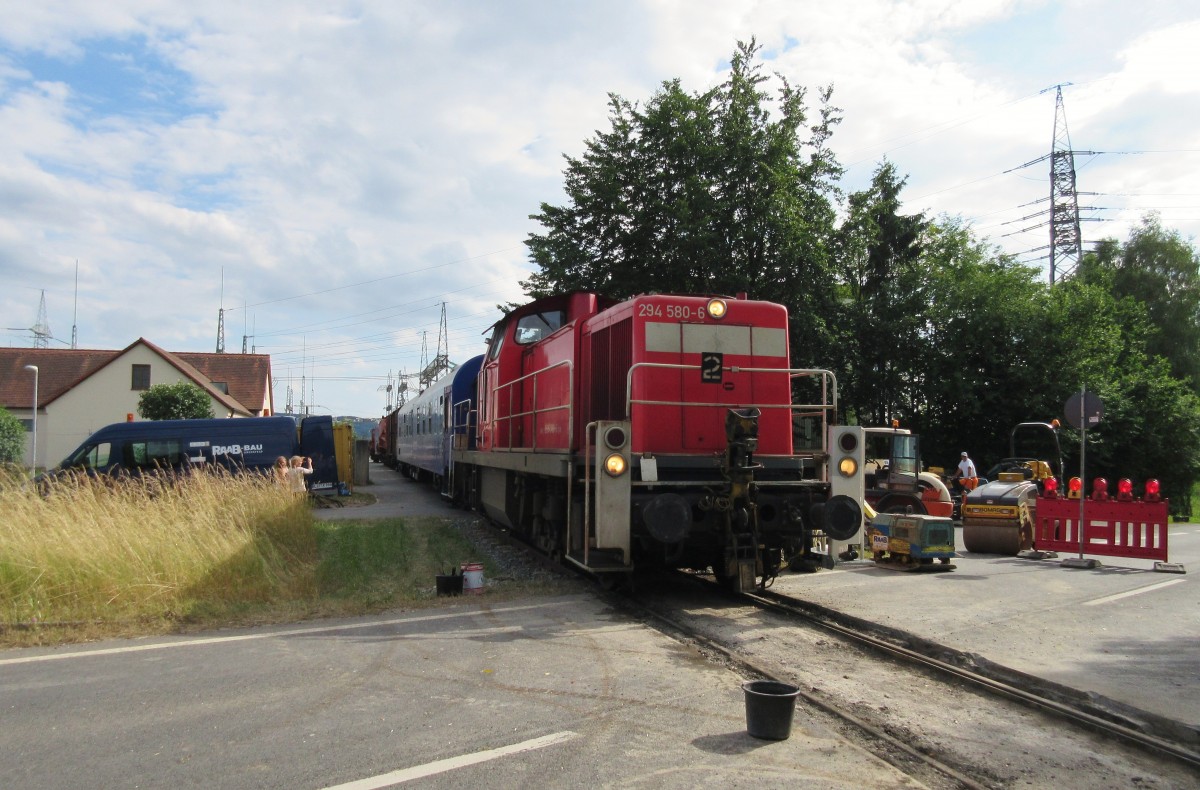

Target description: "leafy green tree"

left=0, top=406, right=25, bottom=464
left=523, top=39, right=844, bottom=364
left=137, top=382, right=215, bottom=420
left=1081, top=215, right=1200, bottom=392
left=834, top=161, right=929, bottom=427
left=900, top=219, right=1057, bottom=466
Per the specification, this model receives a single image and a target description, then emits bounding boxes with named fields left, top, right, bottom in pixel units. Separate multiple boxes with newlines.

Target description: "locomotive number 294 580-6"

left=638, top=303, right=708, bottom=320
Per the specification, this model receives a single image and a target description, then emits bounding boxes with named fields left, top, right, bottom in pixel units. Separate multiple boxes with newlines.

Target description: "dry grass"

left=0, top=469, right=576, bottom=649
left=0, top=468, right=316, bottom=644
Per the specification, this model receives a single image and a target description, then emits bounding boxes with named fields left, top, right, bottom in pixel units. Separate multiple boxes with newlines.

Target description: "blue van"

left=51, top=415, right=339, bottom=490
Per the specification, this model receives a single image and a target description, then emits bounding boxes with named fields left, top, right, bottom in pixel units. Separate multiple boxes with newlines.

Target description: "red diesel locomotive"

left=445, top=291, right=866, bottom=591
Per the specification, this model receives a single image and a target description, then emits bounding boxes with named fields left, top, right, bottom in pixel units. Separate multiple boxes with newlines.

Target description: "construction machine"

left=864, top=426, right=954, bottom=517
left=961, top=421, right=1064, bottom=555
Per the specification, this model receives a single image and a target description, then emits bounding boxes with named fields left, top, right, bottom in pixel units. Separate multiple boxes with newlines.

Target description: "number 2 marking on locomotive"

left=701, top=352, right=723, bottom=383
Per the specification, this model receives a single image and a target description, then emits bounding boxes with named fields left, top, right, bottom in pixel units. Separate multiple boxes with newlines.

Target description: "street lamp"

left=23, top=365, right=38, bottom=473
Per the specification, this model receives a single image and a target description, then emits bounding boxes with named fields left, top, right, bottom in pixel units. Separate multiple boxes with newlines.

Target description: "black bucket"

left=742, top=680, right=801, bottom=740
left=435, top=574, right=463, bottom=596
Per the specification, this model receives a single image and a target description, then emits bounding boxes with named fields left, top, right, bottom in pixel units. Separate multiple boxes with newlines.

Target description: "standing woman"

left=288, top=455, right=314, bottom=495
left=273, top=456, right=290, bottom=489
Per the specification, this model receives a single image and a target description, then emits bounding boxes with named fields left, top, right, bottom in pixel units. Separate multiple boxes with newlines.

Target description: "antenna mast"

left=71, top=261, right=79, bottom=349
left=215, top=267, right=226, bottom=353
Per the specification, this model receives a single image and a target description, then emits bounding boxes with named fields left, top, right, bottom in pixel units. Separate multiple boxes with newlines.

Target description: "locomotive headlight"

left=706, top=298, right=728, bottom=320
left=604, top=453, right=628, bottom=477
left=838, top=456, right=858, bottom=477
left=603, top=425, right=627, bottom=450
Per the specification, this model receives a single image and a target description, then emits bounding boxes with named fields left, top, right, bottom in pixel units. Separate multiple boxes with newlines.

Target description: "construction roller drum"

left=961, top=479, right=1037, bottom=556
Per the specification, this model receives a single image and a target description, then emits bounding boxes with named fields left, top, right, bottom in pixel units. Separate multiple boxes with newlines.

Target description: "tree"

left=834, top=161, right=929, bottom=427
left=522, top=39, right=844, bottom=363
left=137, top=382, right=215, bottom=420
left=1081, top=214, right=1200, bottom=392
left=0, top=407, right=25, bottom=464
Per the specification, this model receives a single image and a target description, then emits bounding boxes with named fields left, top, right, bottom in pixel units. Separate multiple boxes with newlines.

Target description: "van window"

left=65, top=442, right=112, bottom=470
left=123, top=439, right=185, bottom=470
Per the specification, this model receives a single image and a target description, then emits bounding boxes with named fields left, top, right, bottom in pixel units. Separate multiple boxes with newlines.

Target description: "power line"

left=225, top=246, right=524, bottom=312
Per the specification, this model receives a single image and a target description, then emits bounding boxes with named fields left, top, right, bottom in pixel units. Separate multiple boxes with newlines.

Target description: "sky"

left=2, top=0, right=1197, bottom=419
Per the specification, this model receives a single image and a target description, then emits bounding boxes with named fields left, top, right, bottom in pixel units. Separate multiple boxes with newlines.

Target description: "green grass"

left=0, top=469, right=573, bottom=648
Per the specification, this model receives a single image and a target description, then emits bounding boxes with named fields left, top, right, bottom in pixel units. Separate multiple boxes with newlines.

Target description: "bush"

left=0, top=407, right=25, bottom=464
left=138, top=382, right=215, bottom=420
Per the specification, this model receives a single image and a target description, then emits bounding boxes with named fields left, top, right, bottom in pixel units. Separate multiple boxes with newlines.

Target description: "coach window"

left=515, top=310, right=566, bottom=345
left=131, top=364, right=151, bottom=390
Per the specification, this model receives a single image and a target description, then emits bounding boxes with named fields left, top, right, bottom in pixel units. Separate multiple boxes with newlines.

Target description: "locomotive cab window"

left=515, top=310, right=566, bottom=345
left=486, top=330, right=503, bottom=360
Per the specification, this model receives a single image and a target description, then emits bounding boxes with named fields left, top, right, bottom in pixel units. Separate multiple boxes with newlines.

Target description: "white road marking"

left=322, top=731, right=579, bottom=789
left=1082, top=578, right=1187, bottom=606
left=0, top=601, right=565, bottom=666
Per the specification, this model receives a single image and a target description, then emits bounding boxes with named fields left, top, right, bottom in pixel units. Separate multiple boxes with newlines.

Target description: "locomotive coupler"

left=722, top=408, right=764, bottom=591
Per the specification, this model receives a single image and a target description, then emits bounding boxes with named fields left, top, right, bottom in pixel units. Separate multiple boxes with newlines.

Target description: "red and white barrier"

left=1034, top=495, right=1170, bottom=561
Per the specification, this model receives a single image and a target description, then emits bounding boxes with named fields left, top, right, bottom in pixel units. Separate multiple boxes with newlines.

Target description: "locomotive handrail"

left=492, top=359, right=574, bottom=452
left=624, top=363, right=839, bottom=454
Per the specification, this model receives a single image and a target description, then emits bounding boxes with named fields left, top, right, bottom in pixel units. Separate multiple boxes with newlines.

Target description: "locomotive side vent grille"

left=591, top=318, right=632, bottom=421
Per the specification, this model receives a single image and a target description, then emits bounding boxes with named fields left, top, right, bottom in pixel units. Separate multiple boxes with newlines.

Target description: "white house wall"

left=42, top=345, right=242, bottom=468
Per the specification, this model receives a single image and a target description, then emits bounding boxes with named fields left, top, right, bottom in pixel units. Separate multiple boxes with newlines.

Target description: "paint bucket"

left=435, top=574, right=463, bottom=596
left=742, top=680, right=801, bottom=740
left=461, top=562, right=484, bottom=594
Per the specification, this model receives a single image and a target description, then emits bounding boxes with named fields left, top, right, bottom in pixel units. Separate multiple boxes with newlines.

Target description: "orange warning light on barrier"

left=1067, top=477, right=1083, bottom=499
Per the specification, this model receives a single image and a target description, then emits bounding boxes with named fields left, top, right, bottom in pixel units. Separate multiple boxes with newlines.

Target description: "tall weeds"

left=0, top=469, right=316, bottom=630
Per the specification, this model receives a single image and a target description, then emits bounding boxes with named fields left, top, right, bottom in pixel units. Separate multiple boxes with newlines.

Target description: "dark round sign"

left=1065, top=390, right=1104, bottom=430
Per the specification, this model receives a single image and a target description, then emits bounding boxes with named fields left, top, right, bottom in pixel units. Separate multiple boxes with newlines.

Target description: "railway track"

left=457, top=512, right=1199, bottom=786
left=746, top=585, right=1200, bottom=771
left=612, top=570, right=1200, bottom=790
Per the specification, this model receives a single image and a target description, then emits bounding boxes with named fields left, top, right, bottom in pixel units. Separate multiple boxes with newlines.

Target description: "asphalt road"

left=0, top=597, right=917, bottom=789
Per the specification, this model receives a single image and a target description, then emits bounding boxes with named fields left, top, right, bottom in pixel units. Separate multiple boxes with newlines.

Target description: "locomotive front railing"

left=623, top=363, right=839, bottom=459
left=491, top=359, right=574, bottom=452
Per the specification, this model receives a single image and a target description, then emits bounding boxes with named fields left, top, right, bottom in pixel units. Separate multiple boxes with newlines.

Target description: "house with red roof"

left=0, top=339, right=274, bottom=470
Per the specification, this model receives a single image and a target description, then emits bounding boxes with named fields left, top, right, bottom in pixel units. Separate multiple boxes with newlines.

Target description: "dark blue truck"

left=51, top=415, right=340, bottom=491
